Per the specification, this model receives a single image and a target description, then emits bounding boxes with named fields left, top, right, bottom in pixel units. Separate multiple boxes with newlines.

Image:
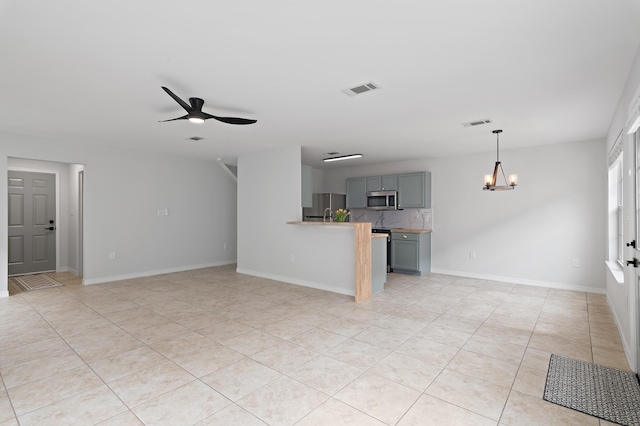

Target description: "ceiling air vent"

left=461, top=119, right=492, bottom=128
left=343, top=81, right=380, bottom=97
left=187, top=136, right=204, bottom=141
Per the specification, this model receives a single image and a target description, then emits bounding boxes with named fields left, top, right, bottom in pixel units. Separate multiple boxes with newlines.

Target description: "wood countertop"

left=390, top=229, right=432, bottom=233
left=371, top=233, right=388, bottom=239
left=286, top=221, right=359, bottom=227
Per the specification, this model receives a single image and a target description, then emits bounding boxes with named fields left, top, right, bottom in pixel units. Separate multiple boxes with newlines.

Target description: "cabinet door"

left=346, top=177, right=367, bottom=209
left=366, top=176, right=382, bottom=192
left=391, top=240, right=420, bottom=271
left=381, top=175, right=397, bottom=191
left=301, top=165, right=313, bottom=208
left=398, top=172, right=426, bottom=208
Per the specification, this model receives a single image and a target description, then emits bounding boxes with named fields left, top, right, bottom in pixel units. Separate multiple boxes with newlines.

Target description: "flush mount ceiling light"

left=483, top=130, right=517, bottom=191
left=323, top=154, right=363, bottom=162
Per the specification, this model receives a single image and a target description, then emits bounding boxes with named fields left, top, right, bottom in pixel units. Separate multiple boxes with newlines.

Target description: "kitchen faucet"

left=323, top=208, right=333, bottom=222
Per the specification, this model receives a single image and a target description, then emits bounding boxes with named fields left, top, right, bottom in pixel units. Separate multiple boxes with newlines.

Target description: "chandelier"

left=483, top=130, right=517, bottom=191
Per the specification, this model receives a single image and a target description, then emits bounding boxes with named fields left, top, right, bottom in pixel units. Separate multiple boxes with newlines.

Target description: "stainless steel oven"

left=372, top=228, right=393, bottom=272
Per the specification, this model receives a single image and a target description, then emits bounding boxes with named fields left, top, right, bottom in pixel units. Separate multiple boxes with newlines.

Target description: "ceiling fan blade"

left=159, top=114, right=188, bottom=122
left=204, top=113, right=257, bottom=125
left=161, top=86, right=193, bottom=112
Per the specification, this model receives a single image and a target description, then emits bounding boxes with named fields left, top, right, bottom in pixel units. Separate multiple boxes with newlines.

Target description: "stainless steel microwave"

left=366, top=190, right=398, bottom=210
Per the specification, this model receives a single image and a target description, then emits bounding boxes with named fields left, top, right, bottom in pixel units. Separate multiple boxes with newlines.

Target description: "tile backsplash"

left=350, top=208, right=432, bottom=230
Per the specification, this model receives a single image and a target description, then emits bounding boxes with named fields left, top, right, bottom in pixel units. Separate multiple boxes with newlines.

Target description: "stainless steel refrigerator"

left=302, top=193, right=346, bottom=222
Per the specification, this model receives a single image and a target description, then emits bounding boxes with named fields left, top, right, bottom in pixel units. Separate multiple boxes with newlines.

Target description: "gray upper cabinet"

left=347, top=171, right=430, bottom=209
left=301, top=165, right=313, bottom=208
left=346, top=177, right=367, bottom=209
left=398, top=172, right=430, bottom=209
left=366, top=175, right=397, bottom=192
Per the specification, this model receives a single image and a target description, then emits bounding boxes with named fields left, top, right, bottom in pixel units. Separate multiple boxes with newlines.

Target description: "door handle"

left=44, top=226, right=56, bottom=231
left=626, top=258, right=639, bottom=268
left=627, top=240, right=636, bottom=248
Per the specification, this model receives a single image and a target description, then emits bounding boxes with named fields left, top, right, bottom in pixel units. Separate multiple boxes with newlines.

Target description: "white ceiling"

left=1, top=1, right=640, bottom=168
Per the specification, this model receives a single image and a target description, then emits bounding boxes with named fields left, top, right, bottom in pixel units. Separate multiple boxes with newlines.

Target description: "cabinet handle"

left=402, top=234, right=408, bottom=239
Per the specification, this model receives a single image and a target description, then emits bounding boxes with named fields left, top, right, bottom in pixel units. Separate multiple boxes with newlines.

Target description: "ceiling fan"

left=160, top=86, right=257, bottom=125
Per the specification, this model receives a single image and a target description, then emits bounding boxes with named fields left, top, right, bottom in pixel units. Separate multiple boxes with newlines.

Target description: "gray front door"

left=8, top=171, right=56, bottom=275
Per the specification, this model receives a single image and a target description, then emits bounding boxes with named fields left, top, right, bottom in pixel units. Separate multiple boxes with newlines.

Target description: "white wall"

left=237, top=146, right=356, bottom=295
left=606, top=44, right=640, bottom=371
left=324, top=138, right=606, bottom=292
left=0, top=132, right=237, bottom=295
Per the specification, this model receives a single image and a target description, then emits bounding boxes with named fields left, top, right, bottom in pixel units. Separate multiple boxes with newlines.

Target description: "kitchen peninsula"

left=286, top=221, right=386, bottom=302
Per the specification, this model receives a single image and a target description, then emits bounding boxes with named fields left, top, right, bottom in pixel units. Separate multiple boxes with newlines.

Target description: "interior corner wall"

left=323, top=138, right=607, bottom=292
left=237, top=145, right=303, bottom=276
left=237, top=146, right=355, bottom=294
left=1, top=132, right=237, bottom=295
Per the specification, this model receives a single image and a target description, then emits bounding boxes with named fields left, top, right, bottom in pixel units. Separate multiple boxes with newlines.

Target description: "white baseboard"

left=82, top=260, right=237, bottom=285
left=60, top=267, right=79, bottom=276
left=430, top=268, right=606, bottom=294
left=0, top=290, right=9, bottom=299
left=606, top=294, right=635, bottom=372
left=235, top=268, right=355, bottom=297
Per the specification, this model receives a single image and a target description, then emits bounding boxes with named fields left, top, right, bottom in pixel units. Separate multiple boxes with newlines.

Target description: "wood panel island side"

left=286, top=221, right=386, bottom=302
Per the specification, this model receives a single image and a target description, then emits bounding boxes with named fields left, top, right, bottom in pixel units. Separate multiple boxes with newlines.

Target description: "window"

left=608, top=140, right=623, bottom=266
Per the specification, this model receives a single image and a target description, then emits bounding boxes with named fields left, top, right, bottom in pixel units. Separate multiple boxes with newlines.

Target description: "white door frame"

left=633, top=130, right=640, bottom=373
left=78, top=169, right=84, bottom=276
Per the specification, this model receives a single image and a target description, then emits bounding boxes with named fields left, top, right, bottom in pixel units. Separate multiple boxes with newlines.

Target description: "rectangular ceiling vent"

left=461, top=119, right=492, bottom=128
left=343, top=81, right=380, bottom=97
left=187, top=136, right=204, bottom=141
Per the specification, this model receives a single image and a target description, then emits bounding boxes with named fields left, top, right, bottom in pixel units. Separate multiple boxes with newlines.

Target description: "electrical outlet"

left=572, top=258, right=579, bottom=268
left=224, top=243, right=228, bottom=250
left=470, top=251, right=477, bottom=259
left=109, top=252, right=116, bottom=260
left=289, top=254, right=295, bottom=262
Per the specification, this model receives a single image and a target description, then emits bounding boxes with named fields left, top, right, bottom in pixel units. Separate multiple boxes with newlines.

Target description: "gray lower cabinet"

left=391, top=232, right=431, bottom=275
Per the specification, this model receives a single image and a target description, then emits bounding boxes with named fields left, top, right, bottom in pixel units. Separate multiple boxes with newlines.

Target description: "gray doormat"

left=12, top=274, right=64, bottom=291
left=543, top=354, right=640, bottom=426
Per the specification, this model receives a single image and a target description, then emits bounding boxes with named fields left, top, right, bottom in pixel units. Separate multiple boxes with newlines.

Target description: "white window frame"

left=608, top=131, right=624, bottom=267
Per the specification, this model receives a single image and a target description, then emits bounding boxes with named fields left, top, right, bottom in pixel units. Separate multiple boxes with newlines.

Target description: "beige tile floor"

left=1, top=266, right=631, bottom=425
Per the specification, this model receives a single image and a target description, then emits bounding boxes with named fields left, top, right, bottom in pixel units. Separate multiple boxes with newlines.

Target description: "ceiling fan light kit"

left=160, top=86, right=257, bottom=125
left=483, top=129, right=517, bottom=191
